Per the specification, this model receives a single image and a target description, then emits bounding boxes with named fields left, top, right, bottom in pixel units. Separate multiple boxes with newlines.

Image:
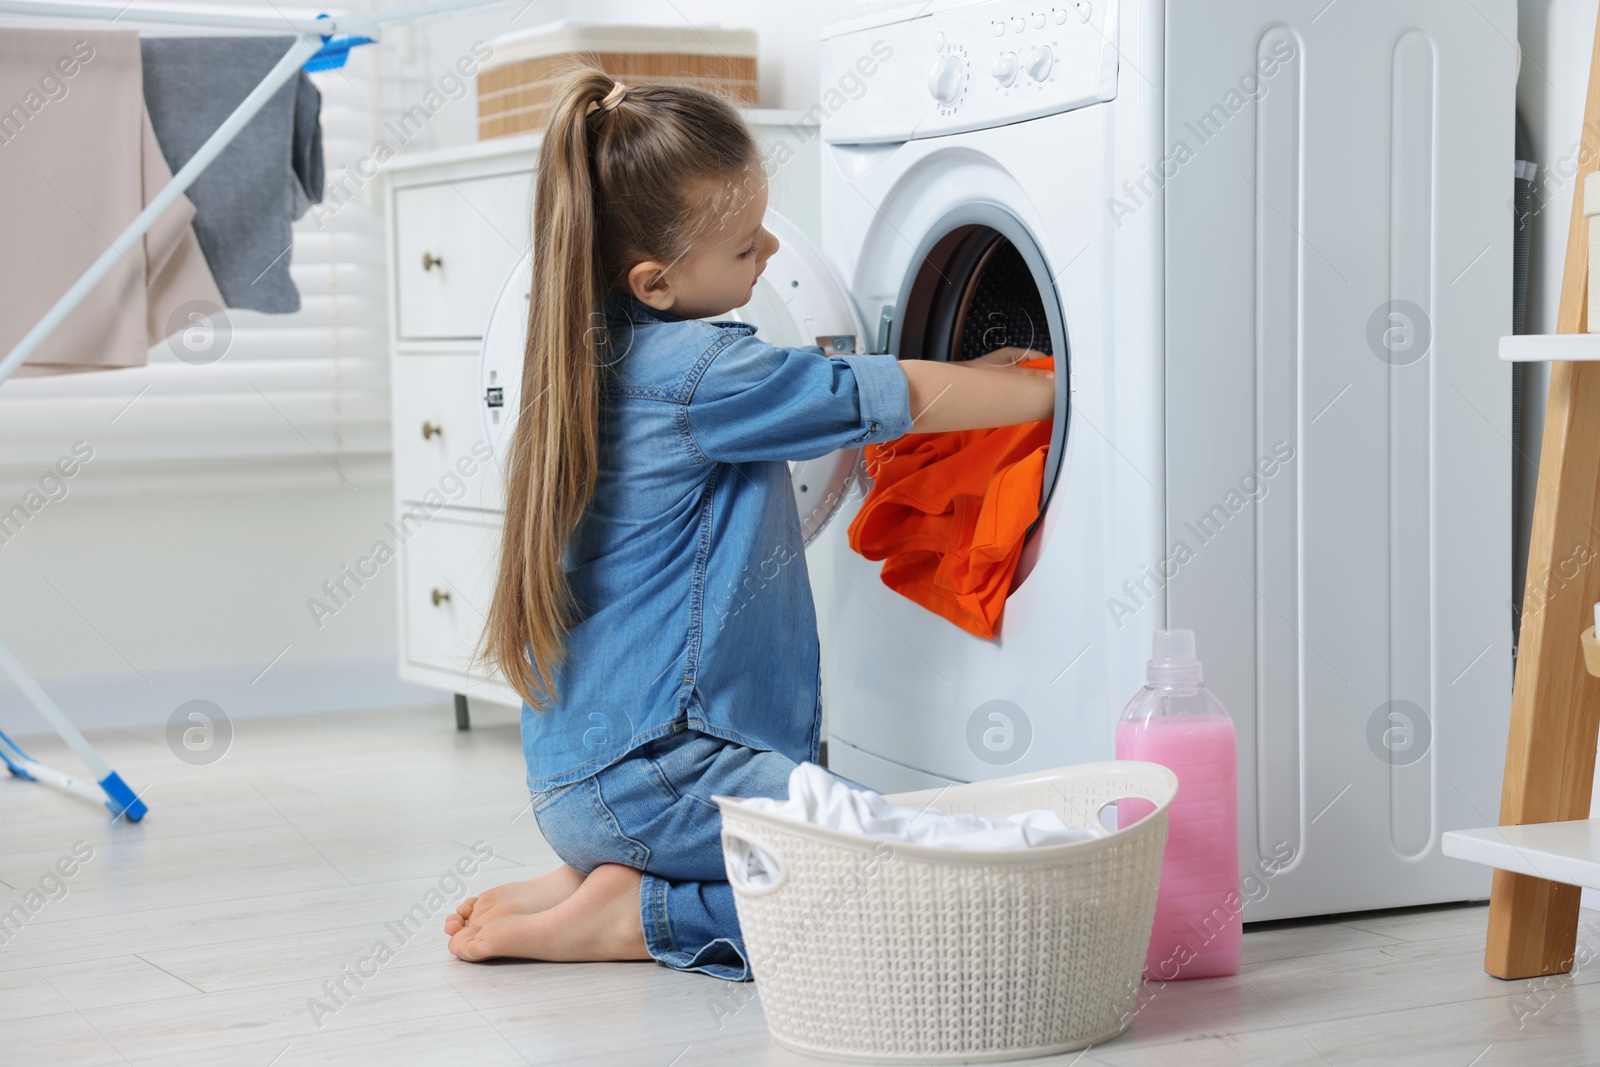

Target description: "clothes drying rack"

left=0, top=0, right=524, bottom=821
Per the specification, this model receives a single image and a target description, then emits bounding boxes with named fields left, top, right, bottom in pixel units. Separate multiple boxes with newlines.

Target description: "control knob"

left=928, top=54, right=964, bottom=104
left=992, top=51, right=1020, bottom=87
left=1025, top=44, right=1054, bottom=81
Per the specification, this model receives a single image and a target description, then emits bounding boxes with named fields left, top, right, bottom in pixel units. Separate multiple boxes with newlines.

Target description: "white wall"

left=404, top=0, right=874, bottom=150
left=0, top=480, right=442, bottom=738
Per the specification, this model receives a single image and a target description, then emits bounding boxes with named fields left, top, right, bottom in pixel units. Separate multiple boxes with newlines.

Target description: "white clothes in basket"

left=728, top=763, right=1102, bottom=887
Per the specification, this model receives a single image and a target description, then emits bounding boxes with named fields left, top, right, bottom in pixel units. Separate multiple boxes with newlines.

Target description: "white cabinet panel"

left=402, top=513, right=503, bottom=678
left=393, top=171, right=532, bottom=340
left=392, top=352, right=503, bottom=512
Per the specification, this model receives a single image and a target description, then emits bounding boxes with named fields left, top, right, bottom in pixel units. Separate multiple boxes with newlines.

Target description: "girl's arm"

left=899, top=357, right=1057, bottom=433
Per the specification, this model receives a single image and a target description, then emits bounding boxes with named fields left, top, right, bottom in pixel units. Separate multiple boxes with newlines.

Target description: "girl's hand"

left=971, top=346, right=1054, bottom=377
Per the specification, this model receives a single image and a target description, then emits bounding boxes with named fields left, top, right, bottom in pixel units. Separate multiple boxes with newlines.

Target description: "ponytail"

left=476, top=65, right=758, bottom=710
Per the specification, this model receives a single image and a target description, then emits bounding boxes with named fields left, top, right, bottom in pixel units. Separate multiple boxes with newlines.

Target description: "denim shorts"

left=529, top=724, right=798, bottom=981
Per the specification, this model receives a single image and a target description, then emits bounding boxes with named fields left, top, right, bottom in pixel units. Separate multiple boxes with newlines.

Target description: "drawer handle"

left=422, top=251, right=443, bottom=271
left=422, top=421, right=442, bottom=439
left=431, top=587, right=451, bottom=606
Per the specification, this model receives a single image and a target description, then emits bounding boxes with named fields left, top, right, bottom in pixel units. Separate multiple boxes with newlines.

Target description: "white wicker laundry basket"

left=714, top=760, right=1178, bottom=1064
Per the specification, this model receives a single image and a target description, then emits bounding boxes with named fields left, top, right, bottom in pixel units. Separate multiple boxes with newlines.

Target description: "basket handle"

left=722, top=827, right=787, bottom=896
left=1095, top=792, right=1161, bottom=833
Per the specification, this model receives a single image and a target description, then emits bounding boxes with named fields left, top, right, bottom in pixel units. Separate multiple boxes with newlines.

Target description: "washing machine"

left=814, top=0, right=1517, bottom=921
left=480, top=0, right=1517, bottom=921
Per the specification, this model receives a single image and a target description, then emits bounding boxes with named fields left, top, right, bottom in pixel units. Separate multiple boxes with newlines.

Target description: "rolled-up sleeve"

left=683, top=336, right=912, bottom=464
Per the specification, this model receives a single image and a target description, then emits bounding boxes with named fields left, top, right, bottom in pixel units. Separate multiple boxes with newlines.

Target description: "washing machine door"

left=479, top=211, right=867, bottom=545
left=479, top=249, right=531, bottom=476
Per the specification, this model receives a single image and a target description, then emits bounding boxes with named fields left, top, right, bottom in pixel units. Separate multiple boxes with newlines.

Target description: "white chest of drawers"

left=385, top=136, right=535, bottom=720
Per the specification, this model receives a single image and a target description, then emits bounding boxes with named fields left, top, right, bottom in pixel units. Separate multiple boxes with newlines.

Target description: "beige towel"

left=0, top=28, right=225, bottom=378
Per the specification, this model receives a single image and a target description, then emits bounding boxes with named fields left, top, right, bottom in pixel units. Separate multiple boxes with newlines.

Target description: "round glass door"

left=479, top=249, right=529, bottom=474
left=888, top=205, right=1069, bottom=522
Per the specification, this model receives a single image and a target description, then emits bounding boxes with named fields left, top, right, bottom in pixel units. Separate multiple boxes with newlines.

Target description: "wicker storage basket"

left=477, top=21, right=759, bottom=140
left=714, top=761, right=1178, bottom=1064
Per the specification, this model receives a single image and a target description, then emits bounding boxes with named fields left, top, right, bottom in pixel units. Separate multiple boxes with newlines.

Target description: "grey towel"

left=291, top=71, right=324, bottom=211
left=140, top=36, right=324, bottom=313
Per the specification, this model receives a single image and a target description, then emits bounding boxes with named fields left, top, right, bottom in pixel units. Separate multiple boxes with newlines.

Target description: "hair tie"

left=598, top=82, right=628, bottom=112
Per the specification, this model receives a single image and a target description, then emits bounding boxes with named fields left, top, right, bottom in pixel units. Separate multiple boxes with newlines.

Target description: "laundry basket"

left=714, top=760, right=1178, bottom=1064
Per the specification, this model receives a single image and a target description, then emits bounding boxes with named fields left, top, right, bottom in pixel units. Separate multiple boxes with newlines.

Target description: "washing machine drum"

left=949, top=238, right=1053, bottom=360
left=479, top=211, right=868, bottom=545
left=888, top=214, right=1069, bottom=519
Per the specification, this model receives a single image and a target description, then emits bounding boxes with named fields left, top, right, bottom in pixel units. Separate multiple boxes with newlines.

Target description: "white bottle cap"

left=1148, top=629, right=1203, bottom=685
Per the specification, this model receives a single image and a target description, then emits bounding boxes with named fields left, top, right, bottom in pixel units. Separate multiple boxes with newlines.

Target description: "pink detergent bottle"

left=1115, top=629, right=1240, bottom=980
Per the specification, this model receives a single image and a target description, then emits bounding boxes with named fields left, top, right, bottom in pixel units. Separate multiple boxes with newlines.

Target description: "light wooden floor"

left=3, top=704, right=1598, bottom=1067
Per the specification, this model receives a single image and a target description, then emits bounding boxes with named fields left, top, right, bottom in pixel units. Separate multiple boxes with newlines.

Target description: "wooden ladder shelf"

left=1439, top=8, right=1600, bottom=980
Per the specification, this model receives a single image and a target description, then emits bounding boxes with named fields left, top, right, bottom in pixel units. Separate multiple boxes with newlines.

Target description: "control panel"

left=821, top=0, right=1119, bottom=143
left=984, top=5, right=1084, bottom=90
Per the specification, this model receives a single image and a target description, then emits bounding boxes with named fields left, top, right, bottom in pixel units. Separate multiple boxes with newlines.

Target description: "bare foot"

left=447, top=863, right=650, bottom=963
left=444, top=864, right=586, bottom=935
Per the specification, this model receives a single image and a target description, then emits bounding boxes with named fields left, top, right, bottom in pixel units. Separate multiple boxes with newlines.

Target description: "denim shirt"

left=520, top=292, right=914, bottom=792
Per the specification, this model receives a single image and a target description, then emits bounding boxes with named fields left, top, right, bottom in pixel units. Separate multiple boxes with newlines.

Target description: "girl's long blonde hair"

left=476, top=65, right=760, bottom=710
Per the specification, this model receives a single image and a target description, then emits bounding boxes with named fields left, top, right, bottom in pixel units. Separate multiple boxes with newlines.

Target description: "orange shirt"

left=848, top=358, right=1052, bottom=639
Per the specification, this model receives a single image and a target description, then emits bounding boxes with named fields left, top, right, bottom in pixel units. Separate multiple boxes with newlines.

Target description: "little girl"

left=443, top=68, right=1055, bottom=980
